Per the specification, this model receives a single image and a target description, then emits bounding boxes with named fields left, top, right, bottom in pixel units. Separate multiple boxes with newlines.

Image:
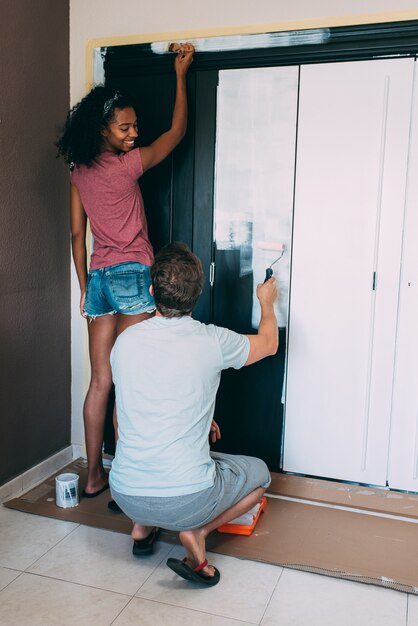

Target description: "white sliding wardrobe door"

left=284, top=59, right=414, bottom=485
left=388, top=61, right=418, bottom=492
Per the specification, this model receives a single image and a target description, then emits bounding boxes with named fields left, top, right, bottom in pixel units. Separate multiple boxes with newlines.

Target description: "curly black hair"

left=56, top=85, right=136, bottom=166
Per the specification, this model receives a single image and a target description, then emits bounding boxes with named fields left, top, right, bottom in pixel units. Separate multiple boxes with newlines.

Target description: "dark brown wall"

left=0, top=0, right=70, bottom=485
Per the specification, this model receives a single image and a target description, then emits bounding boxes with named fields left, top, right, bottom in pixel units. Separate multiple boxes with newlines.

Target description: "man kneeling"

left=109, top=243, right=278, bottom=586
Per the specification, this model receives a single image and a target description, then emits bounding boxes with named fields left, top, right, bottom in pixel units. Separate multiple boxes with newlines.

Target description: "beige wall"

left=70, top=0, right=418, bottom=101
left=68, top=0, right=418, bottom=452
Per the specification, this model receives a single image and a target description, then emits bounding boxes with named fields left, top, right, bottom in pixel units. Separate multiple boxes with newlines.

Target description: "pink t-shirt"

left=71, top=148, right=154, bottom=270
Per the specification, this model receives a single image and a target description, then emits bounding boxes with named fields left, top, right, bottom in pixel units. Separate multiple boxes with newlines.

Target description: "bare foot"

left=131, top=523, right=154, bottom=541
left=179, top=529, right=216, bottom=577
left=83, top=469, right=108, bottom=495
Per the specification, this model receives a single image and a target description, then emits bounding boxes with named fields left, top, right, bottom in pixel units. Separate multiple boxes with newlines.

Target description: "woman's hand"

left=80, top=291, right=87, bottom=317
left=170, top=42, right=194, bottom=76
left=209, top=419, right=221, bottom=443
left=140, top=43, right=194, bottom=172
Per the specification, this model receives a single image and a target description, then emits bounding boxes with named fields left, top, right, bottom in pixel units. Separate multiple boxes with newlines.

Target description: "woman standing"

left=57, top=43, right=194, bottom=497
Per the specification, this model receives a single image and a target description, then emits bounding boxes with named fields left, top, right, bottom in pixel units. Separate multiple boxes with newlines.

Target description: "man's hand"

left=245, top=277, right=279, bottom=366
left=209, top=419, right=221, bottom=443
left=256, top=276, right=278, bottom=307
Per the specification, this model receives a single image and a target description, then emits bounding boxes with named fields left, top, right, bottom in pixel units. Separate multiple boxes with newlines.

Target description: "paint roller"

left=264, top=244, right=285, bottom=282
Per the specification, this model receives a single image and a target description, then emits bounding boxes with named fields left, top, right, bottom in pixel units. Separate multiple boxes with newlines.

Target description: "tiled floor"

left=0, top=504, right=416, bottom=625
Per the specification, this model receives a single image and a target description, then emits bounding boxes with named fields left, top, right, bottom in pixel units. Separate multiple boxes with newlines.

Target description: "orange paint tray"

left=217, top=496, right=268, bottom=535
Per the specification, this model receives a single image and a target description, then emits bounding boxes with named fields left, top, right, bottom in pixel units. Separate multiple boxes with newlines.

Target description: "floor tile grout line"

left=110, top=596, right=137, bottom=625
left=0, top=565, right=26, bottom=574
left=20, top=570, right=135, bottom=597
left=0, top=570, right=25, bottom=595
left=131, top=543, right=177, bottom=596
left=123, top=594, right=260, bottom=624
left=406, top=594, right=409, bottom=625
left=23, top=522, right=81, bottom=572
left=258, top=565, right=286, bottom=625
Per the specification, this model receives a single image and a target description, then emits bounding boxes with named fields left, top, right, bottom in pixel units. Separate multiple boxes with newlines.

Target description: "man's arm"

left=244, top=278, right=278, bottom=366
left=140, top=43, right=194, bottom=172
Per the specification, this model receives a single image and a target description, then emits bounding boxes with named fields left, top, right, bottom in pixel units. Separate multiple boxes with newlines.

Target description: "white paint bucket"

left=55, top=473, right=79, bottom=508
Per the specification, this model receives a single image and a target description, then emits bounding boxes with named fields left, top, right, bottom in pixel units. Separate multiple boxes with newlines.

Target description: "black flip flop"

left=81, top=483, right=109, bottom=498
left=132, top=527, right=161, bottom=556
left=166, top=557, right=220, bottom=586
left=108, top=500, right=122, bottom=513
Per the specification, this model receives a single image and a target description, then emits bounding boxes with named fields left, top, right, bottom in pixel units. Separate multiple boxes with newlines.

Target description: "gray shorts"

left=110, top=451, right=271, bottom=531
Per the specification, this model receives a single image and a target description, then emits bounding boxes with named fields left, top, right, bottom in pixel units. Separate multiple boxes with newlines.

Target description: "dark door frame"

left=104, top=20, right=418, bottom=75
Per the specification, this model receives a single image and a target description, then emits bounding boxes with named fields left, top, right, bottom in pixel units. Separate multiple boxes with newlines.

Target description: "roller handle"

left=264, top=268, right=273, bottom=283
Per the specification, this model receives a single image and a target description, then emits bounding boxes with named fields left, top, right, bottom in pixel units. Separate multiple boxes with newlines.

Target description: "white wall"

left=69, top=0, right=418, bottom=454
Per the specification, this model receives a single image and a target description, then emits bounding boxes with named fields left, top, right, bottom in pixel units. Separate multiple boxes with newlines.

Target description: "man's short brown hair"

left=151, top=243, right=204, bottom=317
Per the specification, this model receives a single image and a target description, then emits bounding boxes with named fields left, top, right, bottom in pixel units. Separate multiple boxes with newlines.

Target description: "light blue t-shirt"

left=109, top=316, right=250, bottom=496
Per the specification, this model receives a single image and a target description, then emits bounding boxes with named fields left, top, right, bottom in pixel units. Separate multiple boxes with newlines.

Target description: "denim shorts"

left=84, top=261, right=156, bottom=318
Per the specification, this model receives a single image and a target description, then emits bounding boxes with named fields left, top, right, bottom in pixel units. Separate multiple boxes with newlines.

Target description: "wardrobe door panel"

left=211, top=66, right=299, bottom=470
left=284, top=59, right=414, bottom=484
left=388, top=61, right=418, bottom=492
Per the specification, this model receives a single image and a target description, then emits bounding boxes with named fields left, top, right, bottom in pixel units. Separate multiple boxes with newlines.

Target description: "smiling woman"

left=56, top=43, right=194, bottom=504
left=101, top=105, right=139, bottom=153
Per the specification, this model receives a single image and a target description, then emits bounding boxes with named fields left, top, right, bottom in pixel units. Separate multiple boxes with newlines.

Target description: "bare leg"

left=179, top=486, right=265, bottom=577
left=112, top=404, right=118, bottom=447
left=131, top=523, right=154, bottom=541
left=116, top=310, right=155, bottom=336
left=83, top=314, right=117, bottom=494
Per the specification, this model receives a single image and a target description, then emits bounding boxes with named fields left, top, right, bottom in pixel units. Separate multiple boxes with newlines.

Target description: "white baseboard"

left=0, top=446, right=74, bottom=504
left=70, top=444, right=112, bottom=467
left=71, top=443, right=87, bottom=461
